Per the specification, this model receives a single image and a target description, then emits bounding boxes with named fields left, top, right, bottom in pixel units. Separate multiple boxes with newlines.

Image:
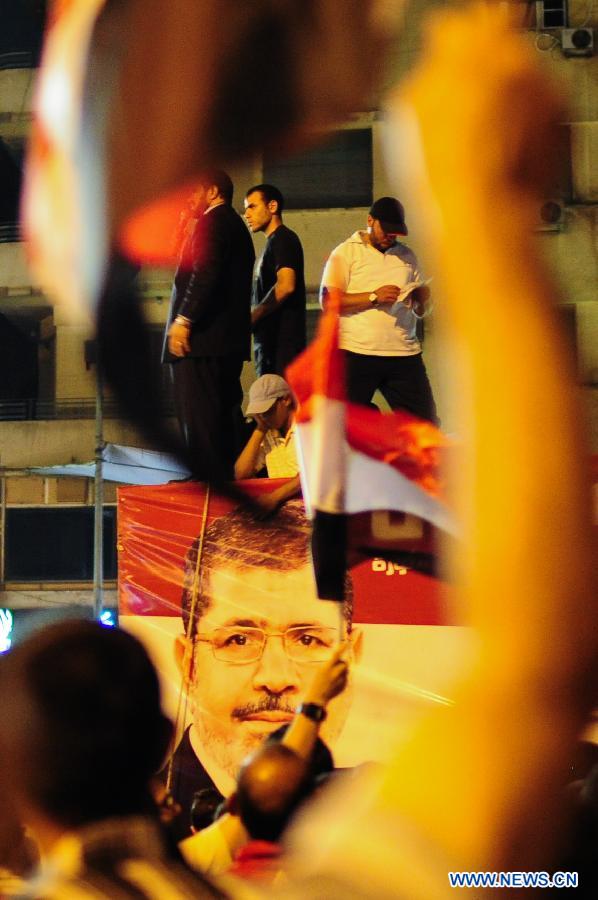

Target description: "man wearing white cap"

left=235, top=374, right=301, bottom=515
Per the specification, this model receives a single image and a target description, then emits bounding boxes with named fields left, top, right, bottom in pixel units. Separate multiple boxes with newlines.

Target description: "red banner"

left=118, top=480, right=456, bottom=626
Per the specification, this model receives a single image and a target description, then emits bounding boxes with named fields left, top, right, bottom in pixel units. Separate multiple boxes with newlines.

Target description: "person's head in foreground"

left=190, top=788, right=224, bottom=833
left=367, top=196, right=408, bottom=252
left=245, top=374, right=295, bottom=434
left=232, top=743, right=311, bottom=844
left=0, top=620, right=172, bottom=844
left=266, top=724, right=335, bottom=782
left=176, top=500, right=361, bottom=787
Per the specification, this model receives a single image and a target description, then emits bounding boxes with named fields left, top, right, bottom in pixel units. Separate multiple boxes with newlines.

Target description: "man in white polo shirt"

left=320, top=197, right=438, bottom=423
left=235, top=374, right=301, bottom=515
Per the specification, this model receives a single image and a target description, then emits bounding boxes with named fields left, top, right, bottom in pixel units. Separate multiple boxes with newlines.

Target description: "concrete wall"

left=0, top=588, right=117, bottom=610
left=0, top=69, right=34, bottom=122
left=0, top=242, right=31, bottom=286
left=0, top=417, right=169, bottom=468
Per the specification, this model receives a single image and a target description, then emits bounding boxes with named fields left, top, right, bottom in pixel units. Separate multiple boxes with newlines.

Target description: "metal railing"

left=0, top=50, right=37, bottom=70
left=0, top=398, right=175, bottom=422
left=0, top=223, right=21, bottom=244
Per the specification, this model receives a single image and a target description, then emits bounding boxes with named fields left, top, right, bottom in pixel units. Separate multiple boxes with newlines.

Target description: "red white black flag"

left=286, top=289, right=456, bottom=599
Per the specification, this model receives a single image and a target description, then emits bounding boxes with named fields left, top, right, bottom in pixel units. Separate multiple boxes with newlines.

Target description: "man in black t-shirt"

left=244, top=184, right=306, bottom=376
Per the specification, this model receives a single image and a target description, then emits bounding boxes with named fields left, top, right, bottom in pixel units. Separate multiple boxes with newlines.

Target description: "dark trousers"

left=171, top=355, right=244, bottom=480
left=345, top=351, right=439, bottom=424
left=254, top=337, right=305, bottom=378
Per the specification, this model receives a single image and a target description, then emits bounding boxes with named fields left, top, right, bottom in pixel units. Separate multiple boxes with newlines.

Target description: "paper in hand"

left=390, top=278, right=432, bottom=312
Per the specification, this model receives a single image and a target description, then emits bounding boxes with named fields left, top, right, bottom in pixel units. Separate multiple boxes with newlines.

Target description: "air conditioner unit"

left=561, top=27, right=594, bottom=57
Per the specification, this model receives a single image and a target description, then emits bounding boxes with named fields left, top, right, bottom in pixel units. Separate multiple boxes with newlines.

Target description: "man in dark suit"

left=163, top=170, right=255, bottom=481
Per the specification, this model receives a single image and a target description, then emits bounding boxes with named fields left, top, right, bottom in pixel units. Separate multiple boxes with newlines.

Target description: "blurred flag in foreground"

left=22, top=0, right=108, bottom=318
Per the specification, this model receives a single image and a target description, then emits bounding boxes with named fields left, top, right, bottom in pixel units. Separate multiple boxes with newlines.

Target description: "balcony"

left=0, top=222, right=21, bottom=243
left=0, top=50, right=38, bottom=71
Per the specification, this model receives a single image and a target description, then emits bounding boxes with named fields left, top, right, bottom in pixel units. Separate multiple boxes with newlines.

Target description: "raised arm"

left=290, top=3, right=598, bottom=889
left=376, top=4, right=597, bottom=871
left=234, top=422, right=267, bottom=480
left=282, top=644, right=349, bottom=760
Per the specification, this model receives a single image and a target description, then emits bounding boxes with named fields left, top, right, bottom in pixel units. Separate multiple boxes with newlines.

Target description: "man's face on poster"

left=177, top=560, right=360, bottom=780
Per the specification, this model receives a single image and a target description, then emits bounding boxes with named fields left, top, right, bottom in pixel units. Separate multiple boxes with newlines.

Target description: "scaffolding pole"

left=93, top=364, right=104, bottom=619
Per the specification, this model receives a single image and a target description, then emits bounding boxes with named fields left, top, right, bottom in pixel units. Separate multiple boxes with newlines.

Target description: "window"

left=0, top=1, right=46, bottom=69
left=0, top=309, right=39, bottom=401
left=536, top=1, right=568, bottom=30
left=558, top=304, right=577, bottom=360
left=0, top=139, right=23, bottom=242
left=5, top=507, right=117, bottom=582
left=263, top=128, right=373, bottom=210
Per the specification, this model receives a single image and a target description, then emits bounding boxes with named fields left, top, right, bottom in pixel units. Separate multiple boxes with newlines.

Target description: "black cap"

left=369, top=197, right=408, bottom=236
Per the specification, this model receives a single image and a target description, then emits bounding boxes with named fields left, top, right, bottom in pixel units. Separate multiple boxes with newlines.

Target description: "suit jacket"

left=162, top=203, right=255, bottom=362
left=161, top=728, right=224, bottom=842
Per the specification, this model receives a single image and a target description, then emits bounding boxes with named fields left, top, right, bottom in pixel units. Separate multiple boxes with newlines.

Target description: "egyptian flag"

left=286, top=288, right=456, bottom=601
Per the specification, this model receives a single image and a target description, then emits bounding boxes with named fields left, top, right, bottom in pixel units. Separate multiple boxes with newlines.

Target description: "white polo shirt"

left=255, top=421, right=299, bottom=479
left=320, top=231, right=423, bottom=356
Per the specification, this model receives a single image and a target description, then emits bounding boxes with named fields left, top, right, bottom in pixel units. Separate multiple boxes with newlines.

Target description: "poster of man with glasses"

left=167, top=500, right=361, bottom=834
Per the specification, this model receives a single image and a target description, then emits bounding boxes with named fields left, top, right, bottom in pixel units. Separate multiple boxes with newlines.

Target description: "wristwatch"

left=368, top=292, right=379, bottom=306
left=297, top=702, right=327, bottom=723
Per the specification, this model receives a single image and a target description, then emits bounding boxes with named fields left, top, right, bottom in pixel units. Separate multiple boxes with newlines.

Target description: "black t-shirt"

left=252, top=224, right=306, bottom=374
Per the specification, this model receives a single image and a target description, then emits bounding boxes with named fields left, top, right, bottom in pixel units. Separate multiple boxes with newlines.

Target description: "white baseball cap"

left=245, top=374, right=291, bottom=415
